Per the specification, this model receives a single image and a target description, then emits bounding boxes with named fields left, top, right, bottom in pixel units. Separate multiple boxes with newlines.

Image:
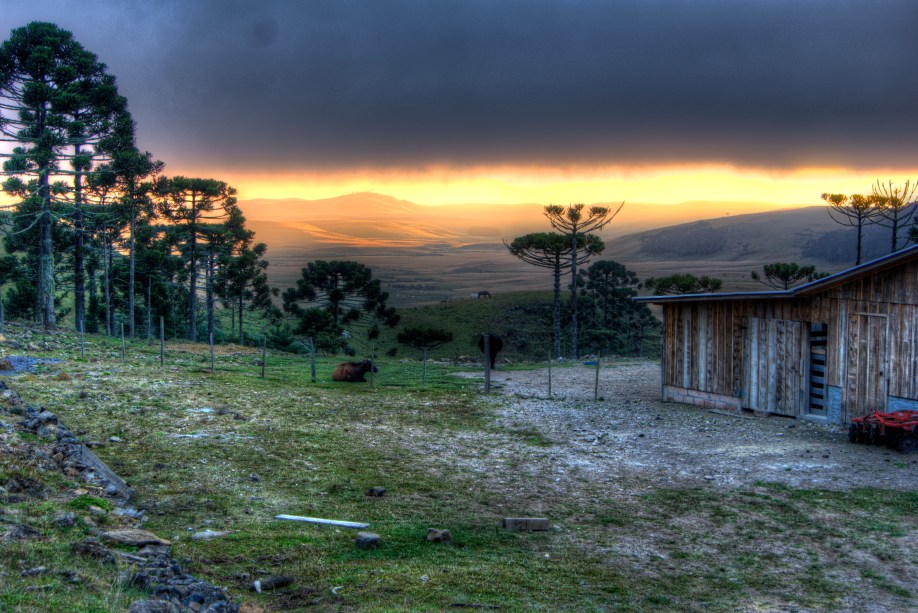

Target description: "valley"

left=239, top=193, right=873, bottom=306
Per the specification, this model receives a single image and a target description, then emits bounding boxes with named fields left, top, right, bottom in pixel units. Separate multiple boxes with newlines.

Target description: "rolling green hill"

left=378, top=291, right=557, bottom=364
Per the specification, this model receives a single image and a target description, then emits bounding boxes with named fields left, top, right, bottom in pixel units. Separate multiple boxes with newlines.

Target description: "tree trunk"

left=239, top=293, right=244, bottom=345
left=39, top=205, right=55, bottom=328
left=146, top=277, right=152, bottom=341
left=87, top=259, right=98, bottom=333
left=569, top=230, right=579, bottom=359
left=188, top=197, right=198, bottom=341
left=36, top=105, right=56, bottom=329
left=128, top=206, right=136, bottom=338
left=856, top=220, right=863, bottom=265
left=106, top=234, right=115, bottom=336
left=206, top=248, right=215, bottom=343
left=73, top=143, right=85, bottom=331
left=552, top=257, right=562, bottom=360
left=102, top=232, right=111, bottom=335
left=891, top=209, right=900, bottom=253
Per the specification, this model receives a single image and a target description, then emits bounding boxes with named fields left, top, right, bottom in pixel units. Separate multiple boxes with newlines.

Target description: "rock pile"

left=1, top=379, right=241, bottom=612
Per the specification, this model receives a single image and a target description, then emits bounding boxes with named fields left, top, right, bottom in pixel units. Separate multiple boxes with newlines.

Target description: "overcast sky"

left=3, top=0, right=917, bottom=177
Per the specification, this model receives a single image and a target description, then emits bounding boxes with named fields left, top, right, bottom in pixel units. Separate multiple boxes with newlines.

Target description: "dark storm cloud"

left=3, top=0, right=917, bottom=170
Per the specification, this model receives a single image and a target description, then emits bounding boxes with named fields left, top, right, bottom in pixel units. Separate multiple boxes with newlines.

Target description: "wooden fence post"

left=159, top=316, right=165, bottom=368
left=309, top=337, right=316, bottom=383
left=261, top=336, right=266, bottom=378
left=594, top=355, right=601, bottom=401
left=209, top=332, right=215, bottom=372
left=369, top=342, right=375, bottom=388
left=548, top=352, right=552, bottom=398
left=422, top=347, right=427, bottom=386
left=121, top=323, right=126, bottom=363
left=483, top=334, right=491, bottom=394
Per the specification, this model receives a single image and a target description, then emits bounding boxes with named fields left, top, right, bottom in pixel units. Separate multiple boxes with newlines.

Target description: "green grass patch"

left=0, top=324, right=914, bottom=611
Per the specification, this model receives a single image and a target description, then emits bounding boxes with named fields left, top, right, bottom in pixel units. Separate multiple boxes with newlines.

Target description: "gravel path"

left=454, top=362, right=918, bottom=493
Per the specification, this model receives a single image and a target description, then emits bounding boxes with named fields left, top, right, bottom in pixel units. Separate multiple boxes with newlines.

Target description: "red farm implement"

left=849, top=410, right=918, bottom=453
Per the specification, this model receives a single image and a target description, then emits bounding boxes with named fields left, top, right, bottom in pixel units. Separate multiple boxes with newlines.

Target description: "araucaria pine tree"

left=156, top=177, right=238, bottom=341
left=0, top=22, right=127, bottom=328
left=543, top=203, right=622, bottom=359
left=505, top=232, right=604, bottom=359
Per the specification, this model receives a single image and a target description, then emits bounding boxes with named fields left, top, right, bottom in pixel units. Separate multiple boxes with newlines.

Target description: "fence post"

left=422, top=347, right=427, bottom=386
left=309, top=337, right=316, bottom=383
left=261, top=336, right=266, bottom=378
left=369, top=342, right=375, bottom=388
left=159, top=316, right=165, bottom=368
left=79, top=319, right=85, bottom=360
left=483, top=334, right=491, bottom=394
left=547, top=351, right=552, bottom=398
left=121, top=323, right=126, bottom=363
left=209, top=332, right=215, bottom=372
left=594, top=355, right=601, bottom=401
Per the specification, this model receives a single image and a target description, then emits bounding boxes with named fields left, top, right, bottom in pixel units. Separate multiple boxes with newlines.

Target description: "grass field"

left=0, top=324, right=915, bottom=611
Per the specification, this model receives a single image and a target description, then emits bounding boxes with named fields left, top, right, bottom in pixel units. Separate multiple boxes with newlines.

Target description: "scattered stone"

left=191, top=530, right=235, bottom=541
left=57, top=570, right=83, bottom=584
left=78, top=390, right=89, bottom=399
left=35, top=410, right=58, bottom=425
left=54, top=511, right=78, bottom=528
left=109, top=436, right=123, bottom=443
left=427, top=528, right=453, bottom=543
left=366, top=486, right=387, bottom=497
left=101, top=529, right=171, bottom=547
left=3, top=475, right=47, bottom=499
left=88, top=505, right=108, bottom=517
left=114, top=507, right=146, bottom=520
left=3, top=523, right=41, bottom=541
left=0, top=359, right=12, bottom=370
left=239, top=604, right=265, bottom=613
left=355, top=531, right=381, bottom=549
left=72, top=538, right=116, bottom=565
left=20, top=566, right=47, bottom=577
left=137, top=544, right=172, bottom=558
left=251, top=575, right=293, bottom=593
left=128, top=599, right=174, bottom=613
left=247, top=473, right=260, bottom=482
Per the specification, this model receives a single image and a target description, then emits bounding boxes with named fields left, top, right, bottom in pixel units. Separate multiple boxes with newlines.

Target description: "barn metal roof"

left=634, top=243, right=918, bottom=304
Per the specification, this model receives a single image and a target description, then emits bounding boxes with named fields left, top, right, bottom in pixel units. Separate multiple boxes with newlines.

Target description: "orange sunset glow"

left=143, top=164, right=918, bottom=211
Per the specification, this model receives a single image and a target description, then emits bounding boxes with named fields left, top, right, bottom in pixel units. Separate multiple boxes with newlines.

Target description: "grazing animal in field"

left=477, top=291, right=491, bottom=299
left=477, top=334, right=503, bottom=369
left=332, top=360, right=378, bottom=382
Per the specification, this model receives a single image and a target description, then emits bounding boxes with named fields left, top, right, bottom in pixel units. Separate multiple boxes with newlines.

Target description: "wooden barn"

left=635, top=245, right=918, bottom=424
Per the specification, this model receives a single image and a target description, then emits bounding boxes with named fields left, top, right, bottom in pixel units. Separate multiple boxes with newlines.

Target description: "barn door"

left=743, top=318, right=807, bottom=416
left=845, top=314, right=889, bottom=418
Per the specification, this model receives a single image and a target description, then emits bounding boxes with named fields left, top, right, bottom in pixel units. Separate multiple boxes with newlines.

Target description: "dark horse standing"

left=477, top=334, right=503, bottom=369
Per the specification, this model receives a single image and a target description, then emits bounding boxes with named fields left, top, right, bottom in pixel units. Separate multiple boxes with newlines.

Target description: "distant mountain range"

left=237, top=192, right=900, bottom=305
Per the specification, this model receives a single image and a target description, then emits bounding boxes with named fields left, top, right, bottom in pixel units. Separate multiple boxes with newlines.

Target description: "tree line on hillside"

left=0, top=22, right=399, bottom=353
left=0, top=23, right=280, bottom=342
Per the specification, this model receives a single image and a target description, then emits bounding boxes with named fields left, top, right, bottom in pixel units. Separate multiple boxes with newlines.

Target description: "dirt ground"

left=444, top=362, right=918, bottom=495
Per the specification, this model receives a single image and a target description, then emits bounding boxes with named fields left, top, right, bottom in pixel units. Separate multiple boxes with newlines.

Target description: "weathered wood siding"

left=661, top=259, right=918, bottom=422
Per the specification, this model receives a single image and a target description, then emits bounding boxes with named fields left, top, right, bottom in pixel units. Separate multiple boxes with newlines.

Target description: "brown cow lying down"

left=332, top=360, right=378, bottom=382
